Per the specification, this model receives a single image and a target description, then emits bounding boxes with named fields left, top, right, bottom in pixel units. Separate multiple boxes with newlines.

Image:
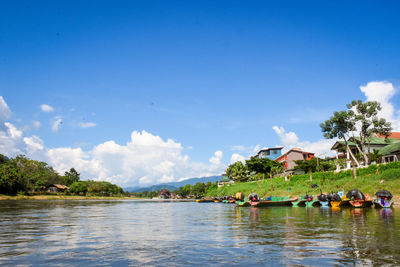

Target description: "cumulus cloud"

left=230, top=153, right=246, bottom=164
left=0, top=97, right=229, bottom=187
left=0, top=96, right=11, bottom=122
left=360, top=81, right=400, bottom=130
left=78, top=122, right=97, bottom=128
left=5, top=122, right=23, bottom=139
left=272, top=126, right=299, bottom=147
left=51, top=116, right=63, bottom=132
left=40, top=104, right=54, bottom=112
left=45, top=131, right=226, bottom=187
left=273, top=125, right=335, bottom=157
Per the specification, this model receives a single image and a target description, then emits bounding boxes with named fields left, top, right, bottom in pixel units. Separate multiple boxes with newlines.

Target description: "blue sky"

left=1, top=1, right=400, bottom=186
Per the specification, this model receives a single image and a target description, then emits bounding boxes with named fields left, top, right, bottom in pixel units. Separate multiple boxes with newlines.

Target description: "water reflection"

left=0, top=200, right=399, bottom=266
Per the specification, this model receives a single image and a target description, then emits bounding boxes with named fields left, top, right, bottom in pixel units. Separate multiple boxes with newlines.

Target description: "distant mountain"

left=125, top=175, right=222, bottom=193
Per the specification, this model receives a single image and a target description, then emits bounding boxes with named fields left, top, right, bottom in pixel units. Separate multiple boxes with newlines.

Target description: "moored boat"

left=196, top=198, right=214, bottom=203
left=292, top=196, right=307, bottom=207
left=317, top=194, right=329, bottom=207
left=236, top=199, right=250, bottom=207
left=328, top=191, right=349, bottom=207
left=347, top=189, right=373, bottom=208
left=250, top=196, right=299, bottom=207
left=304, top=195, right=320, bottom=207
left=374, top=190, right=394, bottom=208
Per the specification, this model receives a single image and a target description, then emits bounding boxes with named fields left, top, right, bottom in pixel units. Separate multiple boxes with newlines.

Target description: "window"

left=273, top=150, right=277, bottom=155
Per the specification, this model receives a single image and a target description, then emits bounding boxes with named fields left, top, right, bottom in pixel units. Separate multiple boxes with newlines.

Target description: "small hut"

left=46, top=184, right=69, bottom=193
left=158, top=189, right=171, bottom=199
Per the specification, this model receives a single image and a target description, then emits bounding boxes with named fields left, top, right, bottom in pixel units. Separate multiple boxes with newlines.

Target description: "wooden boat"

left=328, top=191, right=349, bottom=207
left=346, top=189, right=373, bottom=208
left=250, top=197, right=298, bottom=207
left=292, top=196, right=307, bottom=207
left=196, top=199, right=214, bottom=203
left=374, top=190, right=394, bottom=208
left=305, top=199, right=321, bottom=207
left=214, top=199, right=221, bottom=203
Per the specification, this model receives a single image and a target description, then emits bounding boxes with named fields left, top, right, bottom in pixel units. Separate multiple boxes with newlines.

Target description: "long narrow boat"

left=292, top=196, right=307, bottom=207
left=346, top=189, right=373, bottom=208
left=305, top=199, right=321, bottom=207
left=250, top=197, right=298, bottom=207
left=329, top=191, right=349, bottom=208
left=196, top=198, right=214, bottom=203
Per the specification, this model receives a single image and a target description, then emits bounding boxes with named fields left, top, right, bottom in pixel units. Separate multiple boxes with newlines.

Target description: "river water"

left=0, top=200, right=399, bottom=266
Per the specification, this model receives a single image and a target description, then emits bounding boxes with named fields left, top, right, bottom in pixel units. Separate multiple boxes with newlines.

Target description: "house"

left=158, top=189, right=171, bottom=199
left=255, top=147, right=283, bottom=160
left=275, top=148, right=314, bottom=171
left=46, top=184, right=69, bottom=193
left=218, top=175, right=234, bottom=187
left=331, top=136, right=400, bottom=168
left=380, top=142, right=400, bottom=163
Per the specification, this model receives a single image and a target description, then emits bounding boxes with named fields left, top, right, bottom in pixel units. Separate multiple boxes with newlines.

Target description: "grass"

left=206, top=162, right=400, bottom=198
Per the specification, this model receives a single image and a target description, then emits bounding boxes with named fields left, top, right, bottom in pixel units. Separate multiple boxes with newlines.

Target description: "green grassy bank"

left=205, top=162, right=400, bottom=198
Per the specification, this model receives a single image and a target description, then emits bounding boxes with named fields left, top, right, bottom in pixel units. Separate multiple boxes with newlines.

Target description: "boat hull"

left=349, top=200, right=373, bottom=208
left=305, top=200, right=321, bottom=207
left=250, top=198, right=298, bottom=207
left=292, top=200, right=306, bottom=207
left=196, top=199, right=214, bottom=203
left=374, top=199, right=394, bottom=208
left=236, top=201, right=250, bottom=207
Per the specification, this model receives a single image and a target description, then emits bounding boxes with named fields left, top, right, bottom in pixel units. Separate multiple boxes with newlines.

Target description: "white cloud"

left=78, top=122, right=97, bottom=128
left=272, top=125, right=335, bottom=157
left=42, top=130, right=226, bottom=187
left=0, top=96, right=11, bottom=122
left=360, top=81, right=400, bottom=130
left=51, top=116, right=63, bottom=132
left=230, top=153, right=246, bottom=164
left=23, top=135, right=44, bottom=154
left=272, top=126, right=299, bottom=147
left=40, top=104, right=54, bottom=112
left=5, top=122, right=22, bottom=139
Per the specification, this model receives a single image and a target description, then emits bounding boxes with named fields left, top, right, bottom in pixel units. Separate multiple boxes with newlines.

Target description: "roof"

left=379, top=142, right=400, bottom=156
left=351, top=136, right=400, bottom=145
left=48, top=184, right=69, bottom=190
left=331, top=137, right=400, bottom=150
left=378, top=132, right=400, bottom=140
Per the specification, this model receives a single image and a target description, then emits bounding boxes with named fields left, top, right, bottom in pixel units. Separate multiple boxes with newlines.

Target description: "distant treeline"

left=0, top=154, right=124, bottom=196
left=131, top=181, right=216, bottom=198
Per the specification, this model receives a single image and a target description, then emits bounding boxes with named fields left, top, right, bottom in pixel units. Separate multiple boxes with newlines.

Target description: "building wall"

left=259, top=149, right=282, bottom=160
left=286, top=151, right=305, bottom=170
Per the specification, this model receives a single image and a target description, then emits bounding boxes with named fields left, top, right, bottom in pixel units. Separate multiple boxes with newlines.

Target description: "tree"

left=321, top=110, right=360, bottom=167
left=225, top=161, right=248, bottom=181
left=192, top=182, right=206, bottom=197
left=63, top=168, right=80, bottom=186
left=347, top=100, right=392, bottom=165
left=245, top=157, right=281, bottom=176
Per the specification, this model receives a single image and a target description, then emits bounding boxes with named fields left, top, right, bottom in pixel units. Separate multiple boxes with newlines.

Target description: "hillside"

left=205, top=162, right=400, bottom=198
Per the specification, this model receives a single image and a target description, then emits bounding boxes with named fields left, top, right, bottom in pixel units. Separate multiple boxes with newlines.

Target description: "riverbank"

left=206, top=162, right=400, bottom=206
left=0, top=194, right=134, bottom=200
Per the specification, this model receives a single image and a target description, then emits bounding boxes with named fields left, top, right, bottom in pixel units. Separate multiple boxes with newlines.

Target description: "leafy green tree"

left=347, top=100, right=392, bottom=165
left=179, top=184, right=192, bottom=197
left=69, top=181, right=88, bottom=194
left=245, top=157, right=282, bottom=178
left=0, top=161, right=24, bottom=194
left=321, top=110, right=360, bottom=167
left=226, top=161, right=248, bottom=181
left=192, top=182, right=206, bottom=197
left=63, top=168, right=80, bottom=186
